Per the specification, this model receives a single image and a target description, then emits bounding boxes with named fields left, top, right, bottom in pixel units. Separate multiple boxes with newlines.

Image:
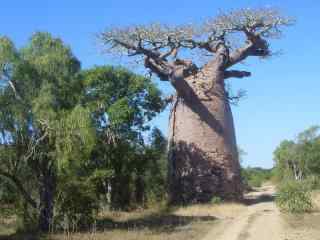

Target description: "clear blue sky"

left=1, top=0, right=319, bottom=168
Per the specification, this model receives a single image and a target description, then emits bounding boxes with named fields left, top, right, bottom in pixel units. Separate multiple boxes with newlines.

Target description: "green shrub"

left=54, top=178, right=99, bottom=231
left=211, top=196, right=222, bottom=205
left=15, top=200, right=39, bottom=233
left=305, top=175, right=320, bottom=190
left=276, top=180, right=313, bottom=213
left=248, top=176, right=263, bottom=188
left=241, top=167, right=272, bottom=189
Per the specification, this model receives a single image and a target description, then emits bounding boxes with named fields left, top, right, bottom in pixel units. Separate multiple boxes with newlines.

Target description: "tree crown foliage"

left=274, top=126, right=320, bottom=181
left=0, top=32, right=166, bottom=227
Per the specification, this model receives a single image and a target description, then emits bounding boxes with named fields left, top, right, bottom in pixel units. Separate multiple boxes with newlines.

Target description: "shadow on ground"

left=242, top=193, right=275, bottom=206
left=0, top=232, right=41, bottom=240
left=96, top=213, right=217, bottom=233
left=0, top=213, right=217, bottom=240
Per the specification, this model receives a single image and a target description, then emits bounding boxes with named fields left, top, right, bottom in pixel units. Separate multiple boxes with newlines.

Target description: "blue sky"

left=1, top=0, right=319, bottom=168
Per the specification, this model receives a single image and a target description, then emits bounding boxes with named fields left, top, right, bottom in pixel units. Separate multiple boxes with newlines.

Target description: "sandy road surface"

left=202, top=185, right=320, bottom=240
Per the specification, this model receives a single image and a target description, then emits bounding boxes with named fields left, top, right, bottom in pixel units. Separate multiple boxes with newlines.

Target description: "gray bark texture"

left=167, top=62, right=242, bottom=204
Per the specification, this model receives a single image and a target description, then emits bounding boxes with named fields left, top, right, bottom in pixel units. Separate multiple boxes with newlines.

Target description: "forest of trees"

left=0, top=32, right=168, bottom=232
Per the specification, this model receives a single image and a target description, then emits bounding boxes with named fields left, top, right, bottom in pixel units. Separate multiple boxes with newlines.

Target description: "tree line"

left=0, top=32, right=168, bottom=232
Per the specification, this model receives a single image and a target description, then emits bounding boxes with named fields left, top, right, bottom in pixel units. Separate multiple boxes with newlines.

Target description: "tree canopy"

left=274, top=126, right=320, bottom=181
left=0, top=32, right=166, bottom=231
left=100, top=8, right=293, bottom=82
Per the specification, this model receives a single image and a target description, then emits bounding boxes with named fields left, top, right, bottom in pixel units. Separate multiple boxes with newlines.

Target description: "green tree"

left=82, top=66, right=165, bottom=209
left=143, top=127, right=168, bottom=203
left=0, top=33, right=166, bottom=232
left=274, top=126, right=320, bottom=182
left=0, top=32, right=94, bottom=232
left=274, top=126, right=320, bottom=213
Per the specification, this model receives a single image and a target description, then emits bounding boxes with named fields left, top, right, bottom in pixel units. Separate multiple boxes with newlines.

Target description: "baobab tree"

left=100, top=8, right=292, bottom=204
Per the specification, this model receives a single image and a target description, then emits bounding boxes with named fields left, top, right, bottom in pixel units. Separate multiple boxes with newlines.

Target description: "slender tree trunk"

left=168, top=66, right=242, bottom=204
left=135, top=175, right=145, bottom=205
left=38, top=173, right=55, bottom=232
left=110, top=175, right=131, bottom=210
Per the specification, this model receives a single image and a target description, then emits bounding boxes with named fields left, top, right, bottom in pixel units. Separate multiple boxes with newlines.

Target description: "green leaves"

left=0, top=32, right=167, bottom=222
left=0, top=36, right=17, bottom=71
left=276, top=180, right=313, bottom=213
left=274, top=126, right=320, bottom=181
left=0, top=33, right=89, bottom=205
left=0, top=36, right=19, bottom=99
left=22, top=32, right=80, bottom=78
left=107, top=97, right=134, bottom=127
left=56, top=106, right=96, bottom=170
left=83, top=66, right=165, bottom=134
left=0, top=36, right=17, bottom=64
left=274, top=126, right=320, bottom=213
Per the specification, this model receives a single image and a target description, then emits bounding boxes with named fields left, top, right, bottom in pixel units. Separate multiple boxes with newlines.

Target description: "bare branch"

left=1, top=63, right=22, bottom=100
left=99, top=7, right=292, bottom=74
left=204, top=8, right=293, bottom=39
left=100, top=24, right=194, bottom=59
left=218, top=8, right=293, bottom=67
left=225, top=86, right=247, bottom=105
left=144, top=57, right=172, bottom=81
left=224, top=70, right=251, bottom=79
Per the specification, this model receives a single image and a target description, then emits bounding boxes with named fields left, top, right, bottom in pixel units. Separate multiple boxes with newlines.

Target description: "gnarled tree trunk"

left=168, top=64, right=242, bottom=204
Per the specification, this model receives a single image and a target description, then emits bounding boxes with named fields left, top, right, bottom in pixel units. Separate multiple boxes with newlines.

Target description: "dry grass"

left=0, top=202, right=247, bottom=240
left=174, top=202, right=246, bottom=219
left=0, top=200, right=246, bottom=240
left=45, top=202, right=245, bottom=240
left=48, top=227, right=210, bottom=240
left=312, top=190, right=320, bottom=209
left=280, top=191, right=320, bottom=240
left=0, top=207, right=16, bottom=237
left=0, top=217, right=16, bottom=236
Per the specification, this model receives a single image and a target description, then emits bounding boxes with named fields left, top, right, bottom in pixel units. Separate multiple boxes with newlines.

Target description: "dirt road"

left=202, top=185, right=320, bottom=240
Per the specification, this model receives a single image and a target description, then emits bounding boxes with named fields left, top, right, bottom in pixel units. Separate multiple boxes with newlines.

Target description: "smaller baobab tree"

left=100, top=8, right=293, bottom=204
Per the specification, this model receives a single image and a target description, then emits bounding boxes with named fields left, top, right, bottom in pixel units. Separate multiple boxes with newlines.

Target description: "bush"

left=248, top=176, right=264, bottom=188
left=276, top=180, right=313, bottom=213
left=54, top=178, right=99, bottom=231
left=0, top=181, right=19, bottom=204
left=211, top=196, right=222, bottom=205
left=305, top=175, right=320, bottom=190
left=241, top=167, right=272, bottom=189
left=15, top=200, right=39, bottom=233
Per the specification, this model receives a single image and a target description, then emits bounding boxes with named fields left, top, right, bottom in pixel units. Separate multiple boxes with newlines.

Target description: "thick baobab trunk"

left=168, top=66, right=242, bottom=204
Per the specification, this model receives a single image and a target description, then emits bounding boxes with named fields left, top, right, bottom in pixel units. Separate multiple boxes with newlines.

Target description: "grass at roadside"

left=280, top=191, right=320, bottom=239
left=1, top=202, right=246, bottom=240
left=0, top=216, right=16, bottom=237
left=0, top=205, right=16, bottom=237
